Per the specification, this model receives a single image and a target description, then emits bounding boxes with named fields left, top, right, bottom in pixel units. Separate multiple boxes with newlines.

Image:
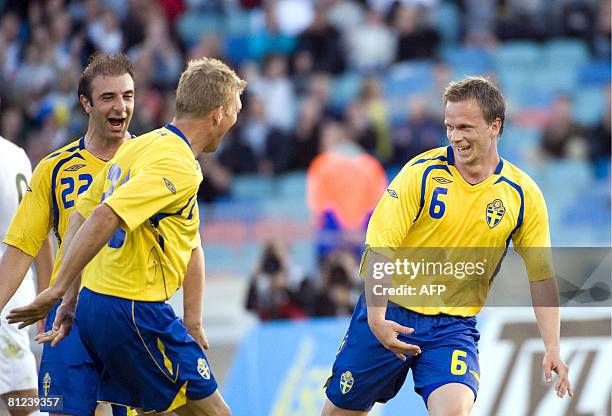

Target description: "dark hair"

left=77, top=53, right=134, bottom=102
left=443, top=76, right=506, bottom=137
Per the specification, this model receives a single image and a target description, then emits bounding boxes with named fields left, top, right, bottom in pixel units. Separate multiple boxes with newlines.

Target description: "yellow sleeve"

left=4, top=161, right=52, bottom=257
left=76, top=163, right=109, bottom=220
left=512, top=182, right=554, bottom=281
left=102, top=151, right=199, bottom=232
left=365, top=164, right=421, bottom=254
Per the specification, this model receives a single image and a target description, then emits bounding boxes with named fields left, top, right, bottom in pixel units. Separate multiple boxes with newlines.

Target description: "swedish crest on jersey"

left=340, top=371, right=354, bottom=394
left=197, top=357, right=211, bottom=380
left=486, top=199, right=505, bottom=228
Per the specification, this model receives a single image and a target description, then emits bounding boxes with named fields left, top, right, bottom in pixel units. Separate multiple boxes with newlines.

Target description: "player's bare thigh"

left=427, top=383, right=474, bottom=416
left=137, top=390, right=231, bottom=416
left=320, top=398, right=368, bottom=416
left=1, top=388, right=38, bottom=416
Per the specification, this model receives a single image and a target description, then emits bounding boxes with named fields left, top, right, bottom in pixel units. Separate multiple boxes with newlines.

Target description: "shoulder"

left=395, top=146, right=451, bottom=180
left=499, top=159, right=543, bottom=196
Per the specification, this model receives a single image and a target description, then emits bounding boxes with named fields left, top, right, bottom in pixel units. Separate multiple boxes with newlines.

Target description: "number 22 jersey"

left=4, top=137, right=105, bottom=287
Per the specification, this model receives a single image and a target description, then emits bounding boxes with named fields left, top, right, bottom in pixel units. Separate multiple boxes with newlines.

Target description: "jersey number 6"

left=429, top=187, right=447, bottom=219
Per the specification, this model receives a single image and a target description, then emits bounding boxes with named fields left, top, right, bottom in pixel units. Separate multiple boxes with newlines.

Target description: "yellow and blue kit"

left=74, top=124, right=216, bottom=413
left=326, top=145, right=554, bottom=410
left=4, top=137, right=119, bottom=416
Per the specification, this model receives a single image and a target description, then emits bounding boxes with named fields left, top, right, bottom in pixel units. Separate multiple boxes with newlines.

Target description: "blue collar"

left=164, top=123, right=191, bottom=148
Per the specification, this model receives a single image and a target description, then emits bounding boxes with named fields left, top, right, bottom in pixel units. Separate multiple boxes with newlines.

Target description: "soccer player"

left=9, top=57, right=246, bottom=416
left=0, top=136, right=53, bottom=416
left=0, top=53, right=135, bottom=416
left=320, top=77, right=572, bottom=415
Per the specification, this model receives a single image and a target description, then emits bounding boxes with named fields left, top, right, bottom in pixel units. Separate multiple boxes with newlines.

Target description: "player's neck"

left=170, top=118, right=211, bottom=157
left=454, top=152, right=500, bottom=185
left=84, top=130, right=127, bottom=161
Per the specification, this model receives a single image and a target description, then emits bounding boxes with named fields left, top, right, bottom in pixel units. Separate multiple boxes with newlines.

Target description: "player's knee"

left=320, top=399, right=364, bottom=416
left=428, top=400, right=473, bottom=416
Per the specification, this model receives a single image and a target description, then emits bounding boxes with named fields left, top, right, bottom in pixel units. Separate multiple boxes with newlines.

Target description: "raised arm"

left=7, top=204, right=122, bottom=328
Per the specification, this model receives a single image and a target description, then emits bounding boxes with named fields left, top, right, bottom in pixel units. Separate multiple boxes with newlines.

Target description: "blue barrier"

left=223, top=318, right=428, bottom=416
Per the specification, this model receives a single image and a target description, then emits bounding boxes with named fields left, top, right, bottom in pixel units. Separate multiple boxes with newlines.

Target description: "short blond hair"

left=175, top=58, right=247, bottom=118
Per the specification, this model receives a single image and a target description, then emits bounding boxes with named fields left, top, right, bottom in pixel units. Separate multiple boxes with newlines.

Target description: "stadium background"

left=0, top=0, right=610, bottom=415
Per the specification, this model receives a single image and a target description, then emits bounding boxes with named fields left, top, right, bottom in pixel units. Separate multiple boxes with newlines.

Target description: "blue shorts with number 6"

left=325, top=293, right=480, bottom=411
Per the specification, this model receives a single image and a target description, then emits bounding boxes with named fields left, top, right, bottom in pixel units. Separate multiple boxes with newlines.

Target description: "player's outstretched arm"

left=364, top=249, right=421, bottom=361
left=7, top=203, right=122, bottom=328
left=183, top=246, right=209, bottom=351
left=0, top=245, right=35, bottom=313
left=33, top=236, right=54, bottom=333
left=530, top=278, right=573, bottom=398
left=33, top=237, right=53, bottom=295
left=35, top=211, right=86, bottom=346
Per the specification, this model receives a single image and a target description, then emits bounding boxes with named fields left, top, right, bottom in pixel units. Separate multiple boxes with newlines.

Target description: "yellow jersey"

left=76, top=124, right=202, bottom=301
left=4, top=138, right=106, bottom=286
left=365, top=146, right=553, bottom=316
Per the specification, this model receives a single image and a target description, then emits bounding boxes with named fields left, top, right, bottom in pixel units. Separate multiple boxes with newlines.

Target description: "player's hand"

left=34, top=303, right=75, bottom=347
left=185, top=321, right=209, bottom=351
left=368, top=318, right=421, bottom=361
left=543, top=350, right=573, bottom=398
left=6, top=287, right=61, bottom=329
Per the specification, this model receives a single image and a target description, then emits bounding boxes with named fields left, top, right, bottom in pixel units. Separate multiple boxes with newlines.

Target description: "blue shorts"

left=76, top=288, right=218, bottom=413
left=39, top=301, right=98, bottom=416
left=325, top=293, right=480, bottom=411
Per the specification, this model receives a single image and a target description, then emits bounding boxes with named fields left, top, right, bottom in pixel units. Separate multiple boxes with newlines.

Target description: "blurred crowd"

left=0, top=0, right=610, bottom=320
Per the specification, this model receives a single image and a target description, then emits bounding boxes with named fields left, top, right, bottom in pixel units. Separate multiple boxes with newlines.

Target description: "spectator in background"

left=220, top=95, right=293, bottom=175
left=289, top=95, right=324, bottom=170
left=0, top=105, right=24, bottom=145
left=592, top=0, right=611, bottom=59
left=588, top=85, right=611, bottom=178
left=392, top=4, right=440, bottom=63
left=250, top=53, right=296, bottom=132
left=246, top=239, right=307, bottom=321
left=249, top=1, right=296, bottom=63
left=344, top=100, right=377, bottom=155
left=87, top=9, right=124, bottom=54
left=307, top=121, right=387, bottom=261
left=293, top=4, right=346, bottom=75
left=327, top=0, right=365, bottom=34
left=358, top=77, right=393, bottom=163
left=0, top=12, right=23, bottom=83
left=541, top=94, right=588, bottom=159
left=128, top=14, right=182, bottom=90
left=310, top=249, right=360, bottom=317
left=392, top=94, right=445, bottom=165
left=197, top=153, right=233, bottom=203
left=345, top=7, right=395, bottom=73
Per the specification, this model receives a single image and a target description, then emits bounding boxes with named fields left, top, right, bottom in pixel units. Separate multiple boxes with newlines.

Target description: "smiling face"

left=444, top=99, right=501, bottom=167
left=81, top=73, right=134, bottom=141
